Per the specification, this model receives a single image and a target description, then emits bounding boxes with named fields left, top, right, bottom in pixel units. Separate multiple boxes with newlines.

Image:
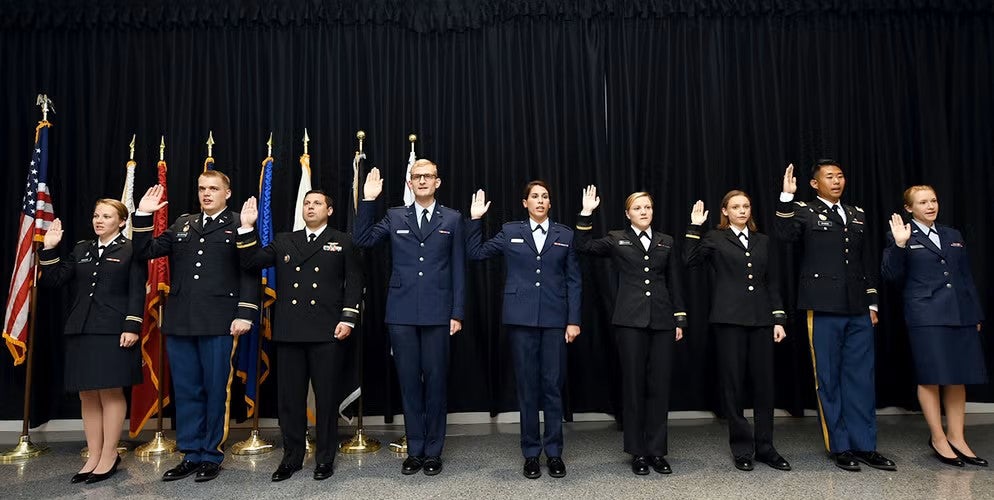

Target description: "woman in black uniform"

left=574, top=185, right=683, bottom=476
left=39, top=199, right=145, bottom=484
left=683, top=191, right=790, bottom=472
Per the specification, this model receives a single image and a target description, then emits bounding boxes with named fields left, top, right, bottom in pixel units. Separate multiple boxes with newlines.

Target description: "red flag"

left=129, top=160, right=172, bottom=437
left=3, top=121, right=54, bottom=365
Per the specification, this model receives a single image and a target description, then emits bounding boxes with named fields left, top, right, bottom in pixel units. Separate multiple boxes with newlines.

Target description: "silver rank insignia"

left=818, top=214, right=828, bottom=220
left=183, top=224, right=190, bottom=232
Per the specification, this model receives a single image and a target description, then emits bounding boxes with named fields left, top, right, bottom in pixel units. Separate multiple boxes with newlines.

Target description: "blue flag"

left=235, top=156, right=275, bottom=417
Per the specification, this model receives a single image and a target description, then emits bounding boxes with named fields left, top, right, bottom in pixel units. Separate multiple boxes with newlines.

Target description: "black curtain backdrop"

left=2, top=1, right=992, bottom=427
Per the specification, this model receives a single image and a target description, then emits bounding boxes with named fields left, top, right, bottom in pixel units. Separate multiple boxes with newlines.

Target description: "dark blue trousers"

left=507, top=326, right=566, bottom=458
left=387, top=324, right=450, bottom=458
left=166, top=334, right=237, bottom=464
left=807, top=311, right=877, bottom=453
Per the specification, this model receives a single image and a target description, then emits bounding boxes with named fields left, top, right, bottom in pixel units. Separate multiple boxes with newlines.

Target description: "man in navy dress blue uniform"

left=133, top=173, right=258, bottom=482
left=466, top=183, right=581, bottom=479
left=774, top=161, right=895, bottom=472
left=353, top=160, right=465, bottom=476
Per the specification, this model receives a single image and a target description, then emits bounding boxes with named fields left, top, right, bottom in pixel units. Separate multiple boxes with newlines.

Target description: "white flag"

left=294, top=154, right=313, bottom=231
left=120, top=160, right=136, bottom=238
left=403, top=149, right=416, bottom=207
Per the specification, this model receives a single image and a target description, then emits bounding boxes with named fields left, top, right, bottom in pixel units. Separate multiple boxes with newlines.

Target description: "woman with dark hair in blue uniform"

left=882, top=185, right=987, bottom=467
left=467, top=181, right=581, bottom=480
left=38, top=199, right=145, bottom=484
left=573, top=186, right=684, bottom=476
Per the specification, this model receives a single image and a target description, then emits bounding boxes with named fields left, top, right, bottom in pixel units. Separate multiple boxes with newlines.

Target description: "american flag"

left=3, top=121, right=55, bottom=365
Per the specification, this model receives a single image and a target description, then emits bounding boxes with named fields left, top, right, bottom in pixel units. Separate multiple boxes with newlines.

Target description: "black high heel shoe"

left=70, top=470, right=94, bottom=483
left=85, top=454, right=122, bottom=484
left=948, top=441, right=989, bottom=467
left=929, top=439, right=964, bottom=467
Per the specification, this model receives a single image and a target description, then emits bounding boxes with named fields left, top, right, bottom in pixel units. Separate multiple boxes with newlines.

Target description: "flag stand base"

left=0, top=435, right=48, bottom=463
left=135, top=432, right=177, bottom=457
left=389, top=435, right=408, bottom=455
left=305, top=429, right=315, bottom=454
left=339, top=428, right=380, bottom=454
left=231, top=429, right=274, bottom=456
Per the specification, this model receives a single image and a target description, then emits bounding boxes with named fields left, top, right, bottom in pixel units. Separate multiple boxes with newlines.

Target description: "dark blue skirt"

left=64, top=334, right=143, bottom=392
left=908, top=325, right=987, bottom=385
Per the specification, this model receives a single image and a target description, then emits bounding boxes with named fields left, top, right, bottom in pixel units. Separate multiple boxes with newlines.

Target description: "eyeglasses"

left=410, top=173, right=438, bottom=181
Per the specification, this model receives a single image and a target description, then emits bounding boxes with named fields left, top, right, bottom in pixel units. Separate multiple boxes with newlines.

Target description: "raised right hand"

left=43, top=218, right=63, bottom=249
left=363, top=167, right=384, bottom=201
left=138, top=185, right=168, bottom=213
left=240, top=197, right=258, bottom=228
left=782, top=163, right=797, bottom=194
left=889, top=213, right=911, bottom=248
left=580, top=185, right=600, bottom=216
left=690, top=200, right=708, bottom=225
left=470, top=189, right=491, bottom=220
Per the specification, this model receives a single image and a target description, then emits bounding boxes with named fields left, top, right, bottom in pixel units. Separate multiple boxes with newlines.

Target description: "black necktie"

left=203, top=216, right=213, bottom=229
left=738, top=232, right=748, bottom=248
left=308, top=233, right=317, bottom=243
left=421, top=209, right=429, bottom=229
left=832, top=205, right=845, bottom=225
left=97, top=245, right=106, bottom=257
left=639, top=231, right=650, bottom=241
left=533, top=224, right=546, bottom=234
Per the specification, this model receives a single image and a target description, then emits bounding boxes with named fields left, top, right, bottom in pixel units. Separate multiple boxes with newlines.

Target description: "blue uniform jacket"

left=466, top=219, right=581, bottom=328
left=353, top=200, right=466, bottom=325
left=881, top=224, right=984, bottom=327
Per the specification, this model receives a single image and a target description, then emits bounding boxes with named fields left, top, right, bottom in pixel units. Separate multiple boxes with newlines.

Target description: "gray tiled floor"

left=2, top=415, right=994, bottom=499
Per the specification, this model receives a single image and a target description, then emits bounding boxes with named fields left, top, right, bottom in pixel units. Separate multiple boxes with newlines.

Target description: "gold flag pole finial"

left=159, top=136, right=165, bottom=162
left=35, top=94, right=55, bottom=122
left=303, top=128, right=310, bottom=156
left=129, top=134, right=136, bottom=161
left=267, top=132, right=273, bottom=158
left=356, top=130, right=366, bottom=154
left=206, top=131, right=215, bottom=157
left=409, top=133, right=417, bottom=154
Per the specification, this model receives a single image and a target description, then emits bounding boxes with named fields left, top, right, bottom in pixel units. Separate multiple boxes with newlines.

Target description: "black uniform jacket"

left=574, top=214, right=687, bottom=330
left=683, top=226, right=786, bottom=327
left=38, top=234, right=146, bottom=335
left=132, top=209, right=258, bottom=336
left=237, top=227, right=363, bottom=343
left=774, top=198, right=878, bottom=315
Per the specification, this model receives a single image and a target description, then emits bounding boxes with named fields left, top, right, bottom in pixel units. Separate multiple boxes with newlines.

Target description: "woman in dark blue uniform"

left=38, top=199, right=145, bottom=483
left=683, top=191, right=791, bottom=472
left=882, top=185, right=987, bottom=467
left=573, top=186, right=683, bottom=476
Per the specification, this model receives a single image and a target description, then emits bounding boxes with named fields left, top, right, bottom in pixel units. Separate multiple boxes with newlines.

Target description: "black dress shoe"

left=194, top=462, right=221, bottom=482
left=402, top=456, right=424, bottom=475
left=650, top=456, right=671, bottom=474
left=756, top=454, right=792, bottom=471
left=313, top=463, right=334, bottom=480
left=271, top=463, right=302, bottom=482
left=852, top=450, right=896, bottom=471
left=423, top=456, right=443, bottom=476
left=631, top=456, right=650, bottom=475
left=734, top=456, right=754, bottom=471
left=948, top=441, right=989, bottom=467
left=833, top=451, right=861, bottom=472
left=70, top=470, right=94, bottom=484
left=523, top=457, right=541, bottom=479
left=929, top=440, right=964, bottom=467
left=162, top=460, right=201, bottom=481
left=85, top=455, right=121, bottom=484
left=547, top=456, right=567, bottom=478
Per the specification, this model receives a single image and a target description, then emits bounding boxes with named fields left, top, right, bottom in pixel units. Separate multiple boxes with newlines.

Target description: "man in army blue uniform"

left=133, top=171, right=258, bottom=482
left=774, top=160, right=895, bottom=472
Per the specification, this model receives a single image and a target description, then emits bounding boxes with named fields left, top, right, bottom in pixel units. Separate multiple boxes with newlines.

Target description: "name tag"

left=79, top=257, right=93, bottom=263
left=176, top=232, right=189, bottom=239
left=510, top=238, right=525, bottom=244
left=909, top=244, right=924, bottom=249
left=396, top=229, right=410, bottom=234
left=618, top=240, right=632, bottom=246
left=950, top=242, right=964, bottom=248
left=816, top=220, right=833, bottom=227
left=851, top=219, right=864, bottom=225
left=553, top=242, right=569, bottom=247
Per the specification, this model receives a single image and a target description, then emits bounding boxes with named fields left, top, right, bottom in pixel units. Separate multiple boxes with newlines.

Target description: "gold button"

left=293, top=283, right=299, bottom=288
left=314, top=267, right=320, bottom=272
left=310, top=300, right=316, bottom=305
left=291, top=299, right=297, bottom=305
left=312, top=283, right=318, bottom=289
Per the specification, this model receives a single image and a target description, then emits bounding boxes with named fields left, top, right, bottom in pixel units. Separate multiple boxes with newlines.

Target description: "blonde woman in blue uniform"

left=882, top=185, right=987, bottom=467
left=39, top=199, right=145, bottom=484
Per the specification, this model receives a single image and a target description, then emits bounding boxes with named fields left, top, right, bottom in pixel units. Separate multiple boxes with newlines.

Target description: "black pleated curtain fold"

left=1, top=3, right=992, bottom=426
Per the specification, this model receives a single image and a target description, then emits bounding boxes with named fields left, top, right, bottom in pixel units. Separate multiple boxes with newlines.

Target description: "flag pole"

left=1, top=96, right=54, bottom=463
left=389, top=133, right=418, bottom=455
left=135, top=137, right=177, bottom=457
left=231, top=133, right=275, bottom=456
left=340, top=130, right=380, bottom=454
